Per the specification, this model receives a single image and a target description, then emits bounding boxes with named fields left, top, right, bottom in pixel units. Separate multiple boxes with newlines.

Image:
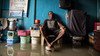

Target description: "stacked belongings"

left=88, top=22, right=100, bottom=46
left=30, top=20, right=41, bottom=45
left=18, top=30, right=30, bottom=50
left=94, top=22, right=100, bottom=51
left=67, top=10, right=87, bottom=47
left=7, top=18, right=18, bottom=45
left=94, top=31, right=100, bottom=51
left=17, top=30, right=30, bottom=44
left=30, top=20, right=41, bottom=51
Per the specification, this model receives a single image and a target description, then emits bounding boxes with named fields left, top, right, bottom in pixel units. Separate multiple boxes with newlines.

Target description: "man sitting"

left=41, top=11, right=66, bottom=51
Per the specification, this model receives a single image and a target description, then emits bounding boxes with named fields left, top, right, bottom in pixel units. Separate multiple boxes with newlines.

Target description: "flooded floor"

left=0, top=43, right=100, bottom=56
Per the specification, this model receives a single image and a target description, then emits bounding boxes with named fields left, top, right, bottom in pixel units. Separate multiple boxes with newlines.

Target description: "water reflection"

left=19, top=44, right=45, bottom=56
left=20, top=44, right=31, bottom=50
left=88, top=47, right=100, bottom=56
left=17, top=51, right=30, bottom=56
left=2, top=43, right=100, bottom=56
left=7, top=46, right=14, bottom=56
left=31, top=44, right=41, bottom=56
left=30, top=52, right=40, bottom=56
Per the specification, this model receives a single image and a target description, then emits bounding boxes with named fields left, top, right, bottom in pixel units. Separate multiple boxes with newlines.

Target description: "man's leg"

left=44, top=37, right=51, bottom=47
left=42, top=29, right=51, bottom=47
left=50, top=28, right=66, bottom=46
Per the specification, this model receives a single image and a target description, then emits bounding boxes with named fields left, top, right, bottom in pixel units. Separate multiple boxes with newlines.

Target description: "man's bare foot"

left=45, top=46, right=51, bottom=51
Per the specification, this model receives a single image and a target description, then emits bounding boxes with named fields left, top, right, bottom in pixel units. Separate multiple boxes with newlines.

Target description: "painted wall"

left=24, top=0, right=67, bottom=29
left=97, top=0, right=100, bottom=20
left=1, top=0, right=97, bottom=30
left=73, top=0, right=97, bottom=18
left=0, top=0, right=1, bottom=10
left=2, top=0, right=9, bottom=18
left=0, top=0, right=2, bottom=17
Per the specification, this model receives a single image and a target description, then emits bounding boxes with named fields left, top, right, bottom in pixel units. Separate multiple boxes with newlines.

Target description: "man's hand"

left=39, top=25, right=43, bottom=31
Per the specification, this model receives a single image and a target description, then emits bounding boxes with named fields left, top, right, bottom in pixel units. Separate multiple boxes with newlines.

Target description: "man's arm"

left=50, top=21, right=66, bottom=45
left=57, top=22, right=65, bottom=30
left=42, top=19, right=48, bottom=29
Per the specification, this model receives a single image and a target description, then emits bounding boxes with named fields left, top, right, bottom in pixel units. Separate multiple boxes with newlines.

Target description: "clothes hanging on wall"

left=67, top=10, right=87, bottom=36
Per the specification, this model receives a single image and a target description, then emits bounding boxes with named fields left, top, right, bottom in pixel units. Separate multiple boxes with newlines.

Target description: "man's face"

left=48, top=12, right=53, bottom=19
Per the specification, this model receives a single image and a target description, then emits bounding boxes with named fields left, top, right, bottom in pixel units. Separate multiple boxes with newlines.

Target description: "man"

left=42, top=11, right=66, bottom=50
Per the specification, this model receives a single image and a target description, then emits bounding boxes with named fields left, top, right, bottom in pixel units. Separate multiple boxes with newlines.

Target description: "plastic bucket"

left=7, top=39, right=14, bottom=45
left=31, top=37, right=40, bottom=44
left=20, top=36, right=30, bottom=44
left=20, top=44, right=31, bottom=50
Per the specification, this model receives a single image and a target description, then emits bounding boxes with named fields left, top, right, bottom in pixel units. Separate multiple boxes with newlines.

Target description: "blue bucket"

left=7, top=39, right=14, bottom=45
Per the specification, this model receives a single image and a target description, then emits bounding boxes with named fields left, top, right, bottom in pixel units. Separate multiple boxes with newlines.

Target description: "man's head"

left=48, top=11, right=54, bottom=20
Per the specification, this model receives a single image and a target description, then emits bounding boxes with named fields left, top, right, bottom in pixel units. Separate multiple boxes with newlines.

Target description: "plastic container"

left=31, top=37, right=40, bottom=44
left=94, top=22, right=100, bottom=30
left=18, top=30, right=30, bottom=36
left=7, top=31, right=19, bottom=43
left=7, top=31, right=14, bottom=39
left=7, top=39, right=14, bottom=45
left=9, top=21, right=16, bottom=30
left=20, top=36, right=30, bottom=44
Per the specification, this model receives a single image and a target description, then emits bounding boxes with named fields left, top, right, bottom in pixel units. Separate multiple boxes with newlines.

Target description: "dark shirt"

left=43, top=19, right=59, bottom=30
